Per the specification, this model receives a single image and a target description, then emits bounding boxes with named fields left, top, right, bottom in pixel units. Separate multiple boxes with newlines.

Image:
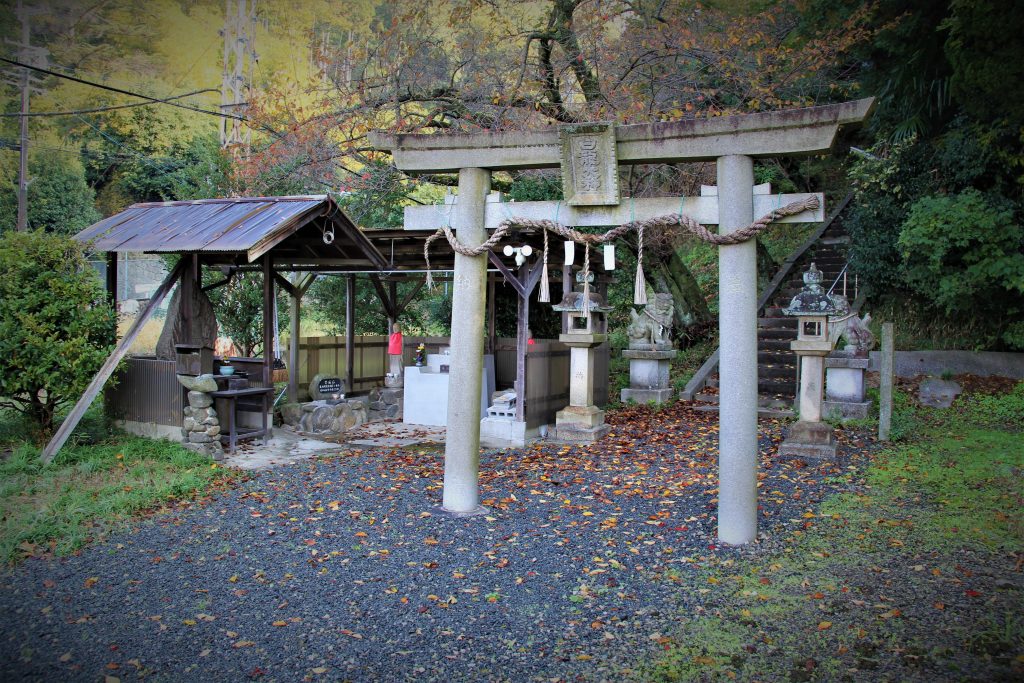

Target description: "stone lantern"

left=779, top=263, right=849, bottom=460
left=550, top=272, right=612, bottom=442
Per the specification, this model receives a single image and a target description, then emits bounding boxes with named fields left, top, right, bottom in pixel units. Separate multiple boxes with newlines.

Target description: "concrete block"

left=479, top=417, right=528, bottom=448
left=621, top=387, right=674, bottom=405
left=549, top=422, right=611, bottom=444
left=823, top=399, right=871, bottom=421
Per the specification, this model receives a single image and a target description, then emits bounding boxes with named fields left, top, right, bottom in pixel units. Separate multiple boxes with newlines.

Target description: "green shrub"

left=0, top=231, right=116, bottom=434
left=898, top=189, right=1024, bottom=333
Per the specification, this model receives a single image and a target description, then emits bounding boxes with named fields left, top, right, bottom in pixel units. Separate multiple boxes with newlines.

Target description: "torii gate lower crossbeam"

left=370, top=98, right=874, bottom=543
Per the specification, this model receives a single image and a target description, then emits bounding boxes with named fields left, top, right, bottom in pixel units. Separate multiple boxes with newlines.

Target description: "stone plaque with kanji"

left=559, top=122, right=619, bottom=206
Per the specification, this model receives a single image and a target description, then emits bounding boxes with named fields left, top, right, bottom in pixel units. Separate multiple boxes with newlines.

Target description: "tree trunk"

left=651, top=248, right=713, bottom=337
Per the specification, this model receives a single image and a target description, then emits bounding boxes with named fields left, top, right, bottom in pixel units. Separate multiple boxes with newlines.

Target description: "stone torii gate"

left=370, top=99, right=873, bottom=544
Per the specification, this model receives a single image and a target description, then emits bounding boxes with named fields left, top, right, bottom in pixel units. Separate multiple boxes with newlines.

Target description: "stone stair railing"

left=681, top=193, right=853, bottom=404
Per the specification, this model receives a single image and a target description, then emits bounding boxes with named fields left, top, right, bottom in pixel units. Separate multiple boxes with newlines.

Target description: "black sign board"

left=318, top=377, right=343, bottom=394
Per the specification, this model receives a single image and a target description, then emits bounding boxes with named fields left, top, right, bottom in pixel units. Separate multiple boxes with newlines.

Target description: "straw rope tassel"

left=538, top=227, right=551, bottom=303
left=634, top=225, right=648, bottom=305
left=581, top=244, right=592, bottom=318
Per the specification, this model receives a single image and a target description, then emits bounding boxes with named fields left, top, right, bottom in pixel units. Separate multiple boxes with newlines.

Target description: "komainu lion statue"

left=627, top=292, right=674, bottom=349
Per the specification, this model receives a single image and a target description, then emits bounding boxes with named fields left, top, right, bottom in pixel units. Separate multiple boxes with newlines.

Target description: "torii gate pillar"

left=716, top=155, right=758, bottom=544
left=442, top=168, right=491, bottom=514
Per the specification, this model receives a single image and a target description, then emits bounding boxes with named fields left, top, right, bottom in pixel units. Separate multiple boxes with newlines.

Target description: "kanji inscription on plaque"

left=559, top=122, right=619, bottom=206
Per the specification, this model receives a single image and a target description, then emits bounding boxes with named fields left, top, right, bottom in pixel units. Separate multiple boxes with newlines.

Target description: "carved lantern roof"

left=783, top=263, right=850, bottom=317
left=552, top=290, right=614, bottom=314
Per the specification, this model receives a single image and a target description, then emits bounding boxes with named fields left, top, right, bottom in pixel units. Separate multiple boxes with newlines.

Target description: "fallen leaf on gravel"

left=272, top=620, right=287, bottom=627
left=199, top=649, right=211, bottom=657
left=232, top=641, right=256, bottom=648
left=934, top=602, right=945, bottom=610
left=424, top=537, right=439, bottom=546
left=43, top=579, right=56, bottom=589
left=817, top=621, right=832, bottom=630
left=59, top=652, right=71, bottom=662
left=312, top=667, right=328, bottom=674
left=196, top=614, right=215, bottom=622
left=84, top=577, right=98, bottom=589
left=340, top=629, right=362, bottom=639
left=228, top=575, right=239, bottom=583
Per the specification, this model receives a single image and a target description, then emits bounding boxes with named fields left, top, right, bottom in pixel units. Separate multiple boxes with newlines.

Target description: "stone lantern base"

left=778, top=420, right=837, bottom=460
left=551, top=405, right=611, bottom=443
left=620, top=348, right=677, bottom=405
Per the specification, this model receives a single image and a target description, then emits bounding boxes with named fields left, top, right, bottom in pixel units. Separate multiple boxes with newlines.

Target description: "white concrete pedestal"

left=823, top=351, right=871, bottom=420
left=404, top=358, right=494, bottom=427
left=621, top=348, right=677, bottom=405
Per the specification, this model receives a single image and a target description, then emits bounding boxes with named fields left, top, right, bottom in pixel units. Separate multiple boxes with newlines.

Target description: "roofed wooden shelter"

left=43, top=194, right=566, bottom=461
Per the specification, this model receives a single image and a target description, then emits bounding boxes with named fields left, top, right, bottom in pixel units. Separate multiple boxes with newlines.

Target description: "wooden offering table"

left=210, top=381, right=273, bottom=454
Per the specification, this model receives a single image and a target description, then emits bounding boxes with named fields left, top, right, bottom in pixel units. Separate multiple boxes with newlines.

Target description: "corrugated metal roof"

left=75, top=195, right=372, bottom=264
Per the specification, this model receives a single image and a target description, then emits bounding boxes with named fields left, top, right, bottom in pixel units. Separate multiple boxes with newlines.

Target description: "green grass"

left=0, top=409, right=233, bottom=564
left=644, top=384, right=1024, bottom=681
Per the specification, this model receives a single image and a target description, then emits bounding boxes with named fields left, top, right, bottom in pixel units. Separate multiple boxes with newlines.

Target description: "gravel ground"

left=0, top=405, right=865, bottom=682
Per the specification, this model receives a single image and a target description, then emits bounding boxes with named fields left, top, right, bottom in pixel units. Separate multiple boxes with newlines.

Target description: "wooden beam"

left=368, top=274, right=398, bottom=320
left=201, top=270, right=234, bottom=293
left=273, top=271, right=298, bottom=298
left=298, top=273, right=318, bottom=296
left=396, top=279, right=425, bottom=317
left=40, top=258, right=188, bottom=464
left=487, top=250, right=526, bottom=298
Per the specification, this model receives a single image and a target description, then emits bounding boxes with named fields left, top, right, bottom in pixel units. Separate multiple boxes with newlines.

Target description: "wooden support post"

left=879, top=322, right=894, bottom=442
left=346, top=274, right=355, bottom=393
left=561, top=265, right=572, bottom=333
left=262, top=255, right=273, bottom=387
left=487, top=276, right=496, bottom=354
left=388, top=279, right=398, bottom=333
left=181, top=254, right=198, bottom=344
left=105, top=252, right=117, bottom=306
left=515, top=288, right=529, bottom=421
left=287, top=272, right=302, bottom=403
left=40, top=259, right=187, bottom=464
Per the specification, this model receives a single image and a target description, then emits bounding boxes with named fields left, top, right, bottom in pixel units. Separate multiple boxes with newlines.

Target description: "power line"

left=0, top=88, right=220, bottom=117
left=0, top=56, right=247, bottom=122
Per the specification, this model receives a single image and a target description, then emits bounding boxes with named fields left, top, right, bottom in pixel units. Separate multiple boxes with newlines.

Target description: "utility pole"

left=9, top=1, right=47, bottom=231
left=220, top=0, right=258, bottom=157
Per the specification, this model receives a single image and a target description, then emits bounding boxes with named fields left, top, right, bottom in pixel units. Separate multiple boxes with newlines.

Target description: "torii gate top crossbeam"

left=369, top=98, right=874, bottom=173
